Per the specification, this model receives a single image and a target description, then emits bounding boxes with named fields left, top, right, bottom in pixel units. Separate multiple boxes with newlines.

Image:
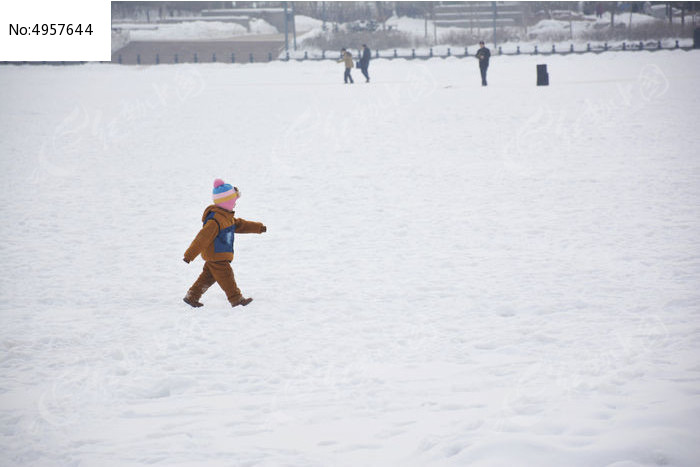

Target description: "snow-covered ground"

left=1, top=51, right=700, bottom=466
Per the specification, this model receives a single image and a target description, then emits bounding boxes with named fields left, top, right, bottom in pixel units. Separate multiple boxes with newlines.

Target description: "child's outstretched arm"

left=234, top=218, right=267, bottom=234
left=183, top=221, right=219, bottom=263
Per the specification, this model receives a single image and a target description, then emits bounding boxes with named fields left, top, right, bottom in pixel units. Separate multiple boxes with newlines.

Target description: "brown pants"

left=187, top=261, right=242, bottom=304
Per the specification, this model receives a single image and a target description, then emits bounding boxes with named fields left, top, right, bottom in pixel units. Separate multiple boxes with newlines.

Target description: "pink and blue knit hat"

left=212, top=178, right=240, bottom=211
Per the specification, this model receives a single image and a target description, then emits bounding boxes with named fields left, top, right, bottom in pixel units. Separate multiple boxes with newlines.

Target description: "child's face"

left=219, top=199, right=236, bottom=211
left=219, top=198, right=237, bottom=211
left=219, top=187, right=240, bottom=211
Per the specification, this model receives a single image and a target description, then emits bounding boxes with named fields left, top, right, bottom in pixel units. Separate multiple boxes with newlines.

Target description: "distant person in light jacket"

left=360, top=44, right=371, bottom=83
left=476, top=41, right=490, bottom=86
left=338, top=48, right=354, bottom=84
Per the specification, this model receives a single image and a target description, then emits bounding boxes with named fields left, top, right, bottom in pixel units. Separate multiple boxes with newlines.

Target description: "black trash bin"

left=694, top=27, right=700, bottom=49
left=537, top=64, right=549, bottom=86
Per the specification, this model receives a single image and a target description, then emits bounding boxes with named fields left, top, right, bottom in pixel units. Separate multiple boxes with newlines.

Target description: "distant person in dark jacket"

left=360, top=44, right=371, bottom=83
left=476, top=41, right=490, bottom=86
left=338, top=48, right=354, bottom=84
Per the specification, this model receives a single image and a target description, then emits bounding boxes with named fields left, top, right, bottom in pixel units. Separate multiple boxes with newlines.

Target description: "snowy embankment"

left=291, top=13, right=695, bottom=59
left=1, top=51, right=700, bottom=466
left=111, top=18, right=280, bottom=48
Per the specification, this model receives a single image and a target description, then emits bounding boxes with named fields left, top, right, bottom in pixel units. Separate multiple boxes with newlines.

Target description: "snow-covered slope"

left=113, top=18, right=279, bottom=42
left=1, top=50, right=699, bottom=466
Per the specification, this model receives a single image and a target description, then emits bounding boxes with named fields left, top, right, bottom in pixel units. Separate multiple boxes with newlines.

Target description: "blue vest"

left=204, top=212, right=236, bottom=253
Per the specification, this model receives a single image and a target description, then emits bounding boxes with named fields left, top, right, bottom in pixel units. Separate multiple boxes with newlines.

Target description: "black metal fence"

left=113, top=40, right=694, bottom=65
left=2, top=39, right=694, bottom=67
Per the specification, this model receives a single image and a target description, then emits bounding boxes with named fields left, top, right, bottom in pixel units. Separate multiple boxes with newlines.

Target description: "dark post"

left=552, top=44, right=556, bottom=53
left=175, top=53, right=179, bottom=64
left=249, top=52, right=254, bottom=63
left=658, top=40, right=662, bottom=49
left=570, top=44, right=574, bottom=53
left=464, top=47, right=468, bottom=56
left=492, top=1, right=497, bottom=50
left=498, top=46, right=502, bottom=55
left=291, top=1, right=297, bottom=51
left=284, top=2, right=289, bottom=54
left=286, top=51, right=290, bottom=61
left=231, top=53, right=235, bottom=63
left=394, top=49, right=397, bottom=58
left=587, top=43, right=591, bottom=52
left=156, top=53, right=159, bottom=64
left=118, top=54, right=122, bottom=64
left=695, top=28, right=700, bottom=48
left=269, top=52, right=273, bottom=61
left=137, top=54, right=140, bottom=64
left=622, top=42, right=626, bottom=51
left=212, top=53, right=216, bottom=62
left=412, top=49, right=415, bottom=58
left=681, top=3, right=686, bottom=29
left=375, top=49, right=379, bottom=58
left=675, top=40, right=679, bottom=48
left=430, top=48, right=433, bottom=57
left=639, top=41, right=643, bottom=50
left=447, top=48, right=451, bottom=56
left=604, top=42, right=608, bottom=51
left=537, top=64, right=549, bottom=86
left=194, top=52, right=198, bottom=63
left=303, top=51, right=307, bottom=60
left=534, top=45, right=538, bottom=54
left=517, top=45, right=520, bottom=54
left=322, top=50, right=326, bottom=59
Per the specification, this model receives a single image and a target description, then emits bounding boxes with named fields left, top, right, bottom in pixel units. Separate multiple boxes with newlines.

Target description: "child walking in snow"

left=183, top=179, right=266, bottom=308
left=338, top=48, right=354, bottom=84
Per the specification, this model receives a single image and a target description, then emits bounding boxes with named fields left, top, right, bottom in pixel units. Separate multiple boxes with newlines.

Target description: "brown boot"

left=230, top=296, right=253, bottom=307
left=183, top=294, right=204, bottom=308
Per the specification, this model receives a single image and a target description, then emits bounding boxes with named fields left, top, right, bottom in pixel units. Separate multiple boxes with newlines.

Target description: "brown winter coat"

left=339, top=51, right=354, bottom=69
left=184, top=205, right=265, bottom=263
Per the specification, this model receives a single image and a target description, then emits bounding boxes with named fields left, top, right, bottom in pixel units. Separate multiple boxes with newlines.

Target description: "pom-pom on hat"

left=212, top=178, right=240, bottom=211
